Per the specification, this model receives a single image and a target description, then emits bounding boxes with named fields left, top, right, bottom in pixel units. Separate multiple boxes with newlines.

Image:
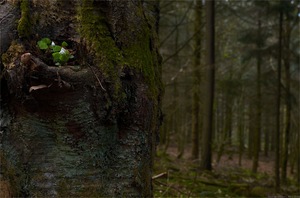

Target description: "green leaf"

left=52, top=45, right=62, bottom=52
left=37, top=41, right=49, bottom=50
left=61, top=41, right=68, bottom=47
left=60, top=53, right=70, bottom=63
left=52, top=52, right=60, bottom=63
left=41, top=37, right=51, bottom=45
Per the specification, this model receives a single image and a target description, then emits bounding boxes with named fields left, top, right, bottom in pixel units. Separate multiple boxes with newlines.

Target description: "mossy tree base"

left=0, top=0, right=162, bottom=197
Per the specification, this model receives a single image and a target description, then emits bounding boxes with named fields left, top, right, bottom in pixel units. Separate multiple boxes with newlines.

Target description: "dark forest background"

left=153, top=0, right=300, bottom=197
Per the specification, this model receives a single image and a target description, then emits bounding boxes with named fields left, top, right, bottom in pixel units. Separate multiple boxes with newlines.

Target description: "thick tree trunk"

left=0, top=0, right=162, bottom=197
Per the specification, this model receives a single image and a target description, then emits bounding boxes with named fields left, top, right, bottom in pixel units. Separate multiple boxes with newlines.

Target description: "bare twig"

left=87, top=65, right=106, bottom=91
left=152, top=172, right=168, bottom=180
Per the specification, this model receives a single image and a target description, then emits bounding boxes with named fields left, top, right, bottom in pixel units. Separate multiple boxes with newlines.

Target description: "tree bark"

left=275, top=2, right=283, bottom=192
left=191, top=1, right=202, bottom=160
left=201, top=0, right=215, bottom=171
left=0, top=0, right=162, bottom=197
left=252, top=19, right=262, bottom=174
left=281, top=17, right=291, bottom=184
left=0, top=1, right=19, bottom=56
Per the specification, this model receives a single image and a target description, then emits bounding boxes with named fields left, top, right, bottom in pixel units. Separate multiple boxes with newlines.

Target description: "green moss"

left=1, top=40, right=25, bottom=69
left=250, top=186, right=270, bottom=197
left=78, top=0, right=162, bottom=99
left=78, top=0, right=123, bottom=96
left=18, top=0, right=31, bottom=38
left=122, top=32, right=159, bottom=97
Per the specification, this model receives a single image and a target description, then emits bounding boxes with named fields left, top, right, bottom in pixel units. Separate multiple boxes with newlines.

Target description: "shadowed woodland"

left=0, top=0, right=299, bottom=197
left=153, top=0, right=300, bottom=197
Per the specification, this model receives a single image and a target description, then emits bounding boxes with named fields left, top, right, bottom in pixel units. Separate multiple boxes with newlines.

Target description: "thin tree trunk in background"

left=238, top=92, right=245, bottom=166
left=275, top=4, right=283, bottom=192
left=173, top=14, right=181, bottom=157
left=201, top=0, right=215, bottom=171
left=271, top=118, right=276, bottom=152
left=264, top=113, right=270, bottom=157
left=289, top=121, right=299, bottom=177
left=191, top=1, right=202, bottom=160
left=216, top=93, right=225, bottom=164
left=252, top=19, right=262, bottom=173
left=248, top=101, right=254, bottom=159
left=281, top=22, right=291, bottom=183
left=224, top=93, right=233, bottom=146
left=215, top=93, right=223, bottom=151
left=295, top=132, right=300, bottom=184
left=173, top=78, right=179, bottom=153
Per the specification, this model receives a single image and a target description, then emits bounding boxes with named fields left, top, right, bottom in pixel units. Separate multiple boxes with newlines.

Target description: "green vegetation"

left=37, top=38, right=74, bottom=66
left=78, top=0, right=162, bottom=98
left=78, top=0, right=124, bottom=95
left=153, top=150, right=300, bottom=197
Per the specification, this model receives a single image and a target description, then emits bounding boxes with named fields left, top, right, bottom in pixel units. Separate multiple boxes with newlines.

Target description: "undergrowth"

left=153, top=150, right=300, bottom=197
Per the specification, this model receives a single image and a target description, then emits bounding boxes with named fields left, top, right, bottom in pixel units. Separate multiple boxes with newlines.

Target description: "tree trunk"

left=201, top=0, right=215, bottom=171
left=238, top=92, right=245, bottom=166
left=281, top=19, right=291, bottom=184
left=0, top=0, right=162, bottom=197
left=252, top=19, right=262, bottom=173
left=224, top=92, right=232, bottom=146
left=0, top=1, right=19, bottom=57
left=191, top=1, right=202, bottom=160
left=275, top=2, right=283, bottom=192
left=247, top=101, right=255, bottom=159
left=264, top=113, right=270, bottom=157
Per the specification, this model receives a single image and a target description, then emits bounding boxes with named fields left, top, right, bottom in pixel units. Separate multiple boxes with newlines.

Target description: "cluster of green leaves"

left=37, top=38, right=74, bottom=66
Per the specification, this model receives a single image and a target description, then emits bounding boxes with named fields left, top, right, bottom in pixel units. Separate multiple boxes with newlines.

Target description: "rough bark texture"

left=0, top=1, right=19, bottom=56
left=0, top=0, right=162, bottom=197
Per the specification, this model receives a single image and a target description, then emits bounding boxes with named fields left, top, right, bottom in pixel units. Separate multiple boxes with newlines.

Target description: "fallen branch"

left=152, top=172, right=168, bottom=180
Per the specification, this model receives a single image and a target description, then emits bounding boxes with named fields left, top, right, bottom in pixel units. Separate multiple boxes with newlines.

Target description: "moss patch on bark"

left=17, top=0, right=31, bottom=38
left=78, top=0, right=162, bottom=99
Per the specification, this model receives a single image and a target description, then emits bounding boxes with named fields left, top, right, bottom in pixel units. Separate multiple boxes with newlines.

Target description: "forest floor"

left=153, top=144, right=300, bottom=197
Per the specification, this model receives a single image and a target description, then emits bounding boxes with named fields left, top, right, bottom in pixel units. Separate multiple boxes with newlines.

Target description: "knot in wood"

left=20, top=53, right=31, bottom=65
